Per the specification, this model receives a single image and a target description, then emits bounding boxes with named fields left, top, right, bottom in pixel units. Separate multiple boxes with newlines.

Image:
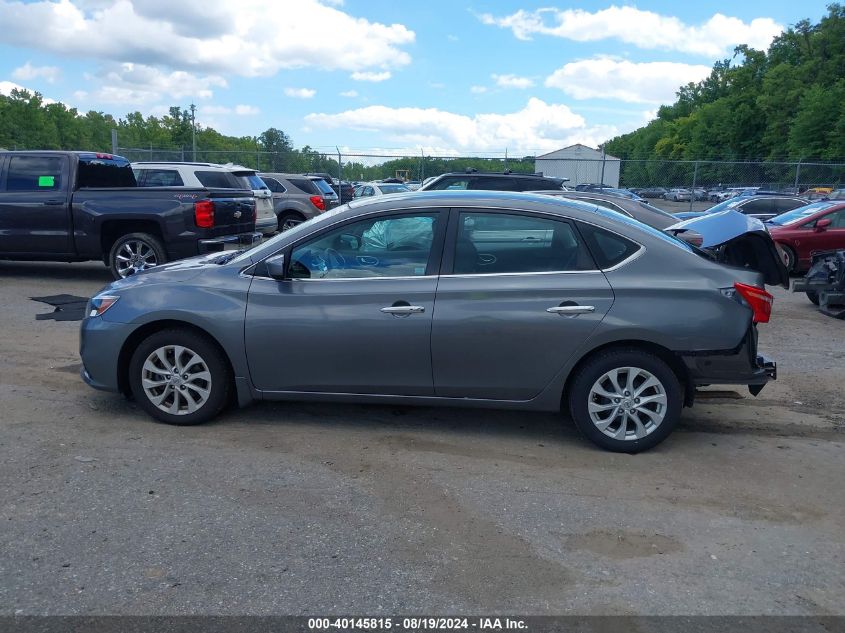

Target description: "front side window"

left=824, top=208, right=845, bottom=228
left=452, top=212, right=595, bottom=274
left=427, top=177, right=469, bottom=191
left=289, top=213, right=439, bottom=279
left=470, top=177, right=518, bottom=192
left=738, top=198, right=773, bottom=215
left=5, top=156, right=64, bottom=191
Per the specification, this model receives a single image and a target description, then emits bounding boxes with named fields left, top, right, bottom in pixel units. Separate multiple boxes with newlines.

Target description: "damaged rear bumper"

left=680, top=327, right=776, bottom=398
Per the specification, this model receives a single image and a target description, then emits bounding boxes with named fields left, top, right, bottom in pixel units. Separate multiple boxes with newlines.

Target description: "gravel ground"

left=0, top=260, right=843, bottom=616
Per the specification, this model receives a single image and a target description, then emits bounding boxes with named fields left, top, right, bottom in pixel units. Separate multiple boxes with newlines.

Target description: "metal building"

left=534, top=144, right=621, bottom=188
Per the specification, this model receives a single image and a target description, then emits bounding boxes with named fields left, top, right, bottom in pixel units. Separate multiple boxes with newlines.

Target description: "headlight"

left=89, top=295, right=119, bottom=317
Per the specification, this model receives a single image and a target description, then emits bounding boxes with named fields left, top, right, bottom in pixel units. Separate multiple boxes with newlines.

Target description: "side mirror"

left=265, top=254, right=285, bottom=280
left=814, top=218, right=832, bottom=232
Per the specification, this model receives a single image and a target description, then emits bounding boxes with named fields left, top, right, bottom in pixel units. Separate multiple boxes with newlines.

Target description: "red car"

left=767, top=201, right=845, bottom=272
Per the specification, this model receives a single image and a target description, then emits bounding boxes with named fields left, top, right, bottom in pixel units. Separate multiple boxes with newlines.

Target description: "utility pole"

left=600, top=143, right=607, bottom=186
left=190, top=103, right=197, bottom=161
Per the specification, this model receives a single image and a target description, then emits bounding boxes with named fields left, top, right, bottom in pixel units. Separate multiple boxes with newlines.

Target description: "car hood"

left=666, top=210, right=789, bottom=288
left=107, top=254, right=219, bottom=291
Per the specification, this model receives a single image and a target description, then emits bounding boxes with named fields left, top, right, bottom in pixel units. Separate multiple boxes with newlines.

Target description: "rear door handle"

left=547, top=305, right=595, bottom=315
left=43, top=199, right=64, bottom=206
left=381, top=305, right=425, bottom=315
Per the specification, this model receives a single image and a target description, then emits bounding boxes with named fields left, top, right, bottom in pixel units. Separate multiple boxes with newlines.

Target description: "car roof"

left=434, top=171, right=561, bottom=180
left=133, top=161, right=255, bottom=173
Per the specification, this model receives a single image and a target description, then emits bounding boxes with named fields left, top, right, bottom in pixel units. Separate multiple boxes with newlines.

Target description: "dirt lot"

left=0, top=260, right=843, bottom=615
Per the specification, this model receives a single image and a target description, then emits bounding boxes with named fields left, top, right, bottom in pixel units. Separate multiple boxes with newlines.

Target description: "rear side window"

left=453, top=211, right=595, bottom=274
left=5, top=156, right=65, bottom=191
left=289, top=178, right=319, bottom=194
left=428, top=177, right=470, bottom=190
left=137, top=169, right=183, bottom=187
left=577, top=222, right=641, bottom=269
left=77, top=157, right=136, bottom=188
left=739, top=198, right=774, bottom=215
left=468, top=177, right=518, bottom=191
left=195, top=171, right=242, bottom=189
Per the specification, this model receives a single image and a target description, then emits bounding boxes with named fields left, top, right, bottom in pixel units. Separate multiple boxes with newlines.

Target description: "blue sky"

left=0, top=0, right=831, bottom=157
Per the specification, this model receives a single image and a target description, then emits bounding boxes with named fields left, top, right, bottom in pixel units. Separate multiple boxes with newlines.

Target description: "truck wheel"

left=278, top=211, right=305, bottom=231
left=567, top=349, right=682, bottom=453
left=128, top=328, right=230, bottom=426
left=109, top=232, right=167, bottom=279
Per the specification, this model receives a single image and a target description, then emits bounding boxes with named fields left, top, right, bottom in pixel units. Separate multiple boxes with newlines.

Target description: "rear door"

left=0, top=154, right=71, bottom=255
left=431, top=208, right=614, bottom=400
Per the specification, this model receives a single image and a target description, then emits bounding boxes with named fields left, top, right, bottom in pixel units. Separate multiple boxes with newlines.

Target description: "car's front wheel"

left=781, top=245, right=797, bottom=273
left=567, top=349, right=682, bottom=452
left=128, top=328, right=230, bottom=426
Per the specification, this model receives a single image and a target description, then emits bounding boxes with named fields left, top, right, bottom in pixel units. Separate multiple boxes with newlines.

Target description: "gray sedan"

left=80, top=191, right=777, bottom=452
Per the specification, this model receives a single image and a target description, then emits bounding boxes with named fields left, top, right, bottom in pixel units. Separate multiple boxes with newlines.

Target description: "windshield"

left=311, top=179, right=335, bottom=195
left=766, top=201, right=836, bottom=225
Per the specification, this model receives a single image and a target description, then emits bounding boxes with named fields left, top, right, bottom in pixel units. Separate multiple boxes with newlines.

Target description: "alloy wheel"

left=140, top=345, right=212, bottom=415
left=587, top=366, right=667, bottom=440
left=115, top=240, right=158, bottom=277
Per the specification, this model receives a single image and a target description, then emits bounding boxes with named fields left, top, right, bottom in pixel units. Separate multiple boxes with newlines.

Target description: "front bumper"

left=199, top=231, right=262, bottom=254
left=79, top=316, right=133, bottom=394
left=680, top=328, right=776, bottom=396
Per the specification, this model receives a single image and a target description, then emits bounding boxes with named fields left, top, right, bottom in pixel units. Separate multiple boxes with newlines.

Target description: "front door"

left=0, top=154, right=71, bottom=255
left=244, top=210, right=446, bottom=395
left=432, top=209, right=615, bottom=400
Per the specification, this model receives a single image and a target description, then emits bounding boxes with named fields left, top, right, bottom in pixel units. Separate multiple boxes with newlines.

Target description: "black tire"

left=108, top=232, right=167, bottom=280
left=806, top=291, right=820, bottom=306
left=567, top=348, right=682, bottom=453
left=781, top=245, right=797, bottom=273
left=278, top=211, right=305, bottom=232
left=128, top=328, right=230, bottom=426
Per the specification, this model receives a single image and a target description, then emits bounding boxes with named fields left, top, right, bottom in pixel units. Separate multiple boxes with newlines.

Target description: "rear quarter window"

left=577, top=222, right=642, bottom=269
left=289, top=178, right=319, bottom=194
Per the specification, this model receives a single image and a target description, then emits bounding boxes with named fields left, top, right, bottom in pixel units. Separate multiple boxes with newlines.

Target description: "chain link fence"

left=115, top=146, right=845, bottom=197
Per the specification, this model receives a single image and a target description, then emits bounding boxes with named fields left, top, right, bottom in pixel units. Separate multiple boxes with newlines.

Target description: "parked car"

left=826, top=188, right=845, bottom=200
left=692, top=187, right=708, bottom=201
left=804, top=187, right=833, bottom=200
left=80, top=190, right=779, bottom=453
left=419, top=171, right=566, bottom=192
left=766, top=201, right=845, bottom=272
left=304, top=173, right=355, bottom=203
left=405, top=180, right=422, bottom=191
left=709, top=187, right=756, bottom=202
left=574, top=182, right=613, bottom=191
left=638, top=187, right=668, bottom=199
left=259, top=173, right=334, bottom=231
left=674, top=194, right=808, bottom=222
left=133, top=161, right=277, bottom=236
left=307, top=176, right=341, bottom=209
left=0, top=151, right=259, bottom=279
left=663, top=188, right=691, bottom=202
left=531, top=190, right=679, bottom=230
left=353, top=182, right=411, bottom=198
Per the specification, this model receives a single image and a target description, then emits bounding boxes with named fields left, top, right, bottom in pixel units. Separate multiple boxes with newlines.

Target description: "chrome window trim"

left=440, top=269, right=602, bottom=279
left=251, top=274, right=438, bottom=282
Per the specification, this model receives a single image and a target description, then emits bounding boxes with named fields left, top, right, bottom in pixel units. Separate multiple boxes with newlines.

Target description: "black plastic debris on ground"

left=31, top=295, right=89, bottom=321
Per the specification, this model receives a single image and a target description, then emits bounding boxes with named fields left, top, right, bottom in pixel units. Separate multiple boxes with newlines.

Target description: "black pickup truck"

left=0, top=151, right=260, bottom=279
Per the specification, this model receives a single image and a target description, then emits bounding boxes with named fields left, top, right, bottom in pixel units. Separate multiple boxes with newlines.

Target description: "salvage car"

left=80, top=191, right=779, bottom=453
left=765, top=201, right=845, bottom=272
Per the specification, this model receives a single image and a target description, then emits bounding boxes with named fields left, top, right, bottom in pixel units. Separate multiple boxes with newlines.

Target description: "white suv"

left=132, top=162, right=278, bottom=236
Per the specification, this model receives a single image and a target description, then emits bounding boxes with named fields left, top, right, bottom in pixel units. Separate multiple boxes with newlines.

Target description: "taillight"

left=310, top=195, right=326, bottom=212
left=734, top=282, right=773, bottom=323
left=194, top=199, right=215, bottom=228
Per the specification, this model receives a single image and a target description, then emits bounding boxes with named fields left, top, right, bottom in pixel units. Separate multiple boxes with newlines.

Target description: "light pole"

left=190, top=103, right=197, bottom=161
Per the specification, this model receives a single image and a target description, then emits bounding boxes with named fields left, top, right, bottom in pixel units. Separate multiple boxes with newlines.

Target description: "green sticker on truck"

left=38, top=175, right=55, bottom=187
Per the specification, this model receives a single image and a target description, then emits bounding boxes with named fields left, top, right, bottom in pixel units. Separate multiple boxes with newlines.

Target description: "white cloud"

left=78, top=63, right=226, bottom=104
left=305, top=98, right=617, bottom=155
left=12, top=62, right=61, bottom=83
left=0, top=0, right=414, bottom=77
left=479, top=6, right=782, bottom=57
left=200, top=104, right=260, bottom=115
left=470, top=85, right=487, bottom=94
left=340, top=90, right=359, bottom=97
left=1, top=80, right=58, bottom=104
left=545, top=57, right=711, bottom=104
left=492, top=73, right=534, bottom=89
left=351, top=71, right=392, bottom=82
left=284, top=87, right=316, bottom=99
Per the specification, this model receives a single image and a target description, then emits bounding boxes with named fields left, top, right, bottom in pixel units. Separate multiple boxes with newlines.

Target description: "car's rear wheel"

left=109, top=232, right=167, bottom=280
left=806, top=291, right=820, bottom=306
left=128, top=329, right=230, bottom=426
left=567, top=349, right=682, bottom=453
left=278, top=211, right=305, bottom=231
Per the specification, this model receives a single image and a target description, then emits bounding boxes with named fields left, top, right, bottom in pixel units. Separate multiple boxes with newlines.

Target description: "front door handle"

left=43, top=199, right=64, bottom=206
left=547, top=305, right=595, bottom=315
left=381, top=305, right=425, bottom=315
